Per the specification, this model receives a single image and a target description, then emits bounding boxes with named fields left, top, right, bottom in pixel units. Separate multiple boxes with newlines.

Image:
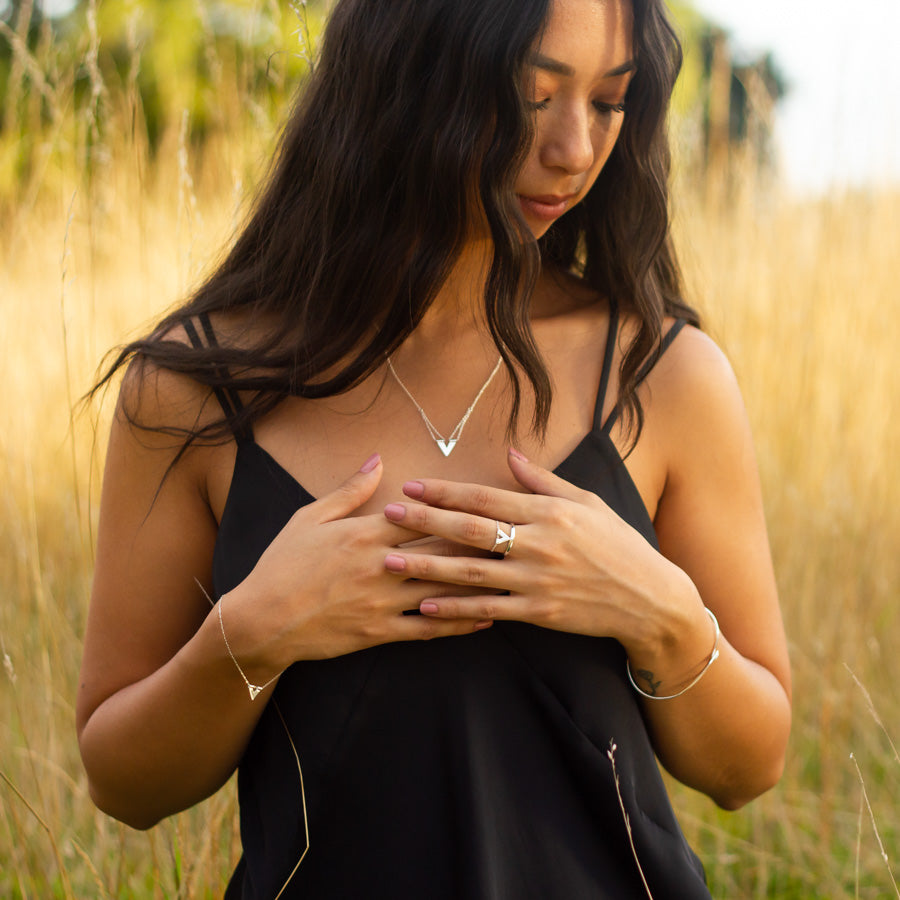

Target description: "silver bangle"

left=218, top=594, right=281, bottom=701
left=626, top=607, right=721, bottom=701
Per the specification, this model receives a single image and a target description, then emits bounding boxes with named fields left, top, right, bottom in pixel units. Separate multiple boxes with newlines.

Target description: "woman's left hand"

left=382, top=447, right=695, bottom=652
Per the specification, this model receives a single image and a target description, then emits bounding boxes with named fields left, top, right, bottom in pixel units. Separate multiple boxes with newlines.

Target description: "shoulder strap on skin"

left=591, top=299, right=620, bottom=433
left=601, top=317, right=688, bottom=435
left=183, top=313, right=253, bottom=443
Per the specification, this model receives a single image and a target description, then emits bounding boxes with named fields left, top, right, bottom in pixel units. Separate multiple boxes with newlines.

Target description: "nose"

left=540, top=106, right=595, bottom=175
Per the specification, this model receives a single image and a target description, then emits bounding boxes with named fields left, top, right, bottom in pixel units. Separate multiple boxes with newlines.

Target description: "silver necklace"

left=386, top=355, right=503, bottom=456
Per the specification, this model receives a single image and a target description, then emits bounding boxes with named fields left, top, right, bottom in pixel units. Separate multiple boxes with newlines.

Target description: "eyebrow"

left=529, top=53, right=637, bottom=79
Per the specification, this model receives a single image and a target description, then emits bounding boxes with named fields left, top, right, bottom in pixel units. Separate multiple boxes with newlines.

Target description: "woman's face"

left=515, top=0, right=635, bottom=238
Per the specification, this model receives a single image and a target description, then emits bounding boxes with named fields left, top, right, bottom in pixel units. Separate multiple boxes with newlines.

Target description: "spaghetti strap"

left=601, top=317, right=688, bottom=435
left=591, top=299, right=620, bottom=433
left=635, top=318, right=687, bottom=385
left=182, top=317, right=203, bottom=350
left=183, top=313, right=252, bottom=442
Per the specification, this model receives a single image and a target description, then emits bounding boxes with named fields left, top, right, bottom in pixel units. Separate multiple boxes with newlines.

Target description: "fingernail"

left=508, top=447, right=528, bottom=462
left=402, top=480, right=425, bottom=499
left=420, top=601, right=439, bottom=614
left=474, top=620, right=493, bottom=630
left=384, top=503, right=406, bottom=522
left=360, top=453, right=381, bottom=473
left=384, top=554, right=406, bottom=572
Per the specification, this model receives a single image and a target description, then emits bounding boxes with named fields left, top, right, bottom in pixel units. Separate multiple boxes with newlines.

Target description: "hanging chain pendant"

left=387, top=357, right=502, bottom=457
left=436, top=439, right=458, bottom=457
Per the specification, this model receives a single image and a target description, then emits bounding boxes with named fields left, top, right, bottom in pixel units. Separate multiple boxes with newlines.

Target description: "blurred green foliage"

left=0, top=0, right=778, bottom=200
left=0, top=0, right=323, bottom=194
left=88, top=0, right=317, bottom=147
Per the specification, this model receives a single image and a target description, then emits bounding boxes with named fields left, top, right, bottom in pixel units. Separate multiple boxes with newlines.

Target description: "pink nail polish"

left=508, top=447, right=528, bottom=463
left=420, top=601, right=439, bottom=614
left=403, top=480, right=425, bottom=499
left=384, top=503, right=406, bottom=522
left=360, top=453, right=381, bottom=473
left=384, top=554, right=406, bottom=572
left=475, top=620, right=493, bottom=630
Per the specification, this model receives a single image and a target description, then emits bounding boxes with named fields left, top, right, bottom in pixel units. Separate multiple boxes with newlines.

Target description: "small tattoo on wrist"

left=637, top=669, right=661, bottom=697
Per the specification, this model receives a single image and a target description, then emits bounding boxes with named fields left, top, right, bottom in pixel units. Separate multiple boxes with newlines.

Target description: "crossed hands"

left=382, top=447, right=654, bottom=641
left=236, top=448, right=660, bottom=671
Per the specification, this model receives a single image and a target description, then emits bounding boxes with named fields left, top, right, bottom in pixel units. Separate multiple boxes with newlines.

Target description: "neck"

left=412, top=241, right=493, bottom=343
left=388, top=243, right=502, bottom=398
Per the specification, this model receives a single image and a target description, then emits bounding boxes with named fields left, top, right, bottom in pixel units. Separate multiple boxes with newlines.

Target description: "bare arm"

left=77, top=366, right=262, bottom=828
left=77, top=365, right=488, bottom=829
left=375, top=327, right=791, bottom=810
left=623, top=327, right=790, bottom=808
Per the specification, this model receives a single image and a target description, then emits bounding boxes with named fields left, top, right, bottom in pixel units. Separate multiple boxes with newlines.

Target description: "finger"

left=323, top=512, right=426, bottom=547
left=312, top=453, right=385, bottom=523
left=418, top=594, right=523, bottom=622
left=398, top=537, right=495, bottom=561
left=399, top=478, right=535, bottom=525
left=384, top=551, right=520, bottom=593
left=367, top=515, right=430, bottom=546
left=506, top=447, right=598, bottom=504
left=384, top=502, right=500, bottom=552
left=396, top=579, right=506, bottom=607
left=394, top=615, right=494, bottom=641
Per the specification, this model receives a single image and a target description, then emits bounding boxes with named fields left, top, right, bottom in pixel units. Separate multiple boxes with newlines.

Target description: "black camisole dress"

left=186, top=304, right=712, bottom=899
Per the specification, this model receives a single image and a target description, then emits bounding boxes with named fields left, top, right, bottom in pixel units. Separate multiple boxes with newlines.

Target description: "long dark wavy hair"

left=94, top=0, right=698, bottom=451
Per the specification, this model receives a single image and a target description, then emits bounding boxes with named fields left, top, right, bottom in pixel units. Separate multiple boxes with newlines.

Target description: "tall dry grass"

left=1, top=8, right=899, bottom=898
left=668, top=177, right=900, bottom=898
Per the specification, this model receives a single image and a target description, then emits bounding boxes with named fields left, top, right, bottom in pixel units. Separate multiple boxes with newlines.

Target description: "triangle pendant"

left=247, top=684, right=263, bottom=701
left=436, top=439, right=458, bottom=457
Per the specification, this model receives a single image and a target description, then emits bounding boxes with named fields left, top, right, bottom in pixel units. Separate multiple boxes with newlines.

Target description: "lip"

left=517, top=193, right=577, bottom=222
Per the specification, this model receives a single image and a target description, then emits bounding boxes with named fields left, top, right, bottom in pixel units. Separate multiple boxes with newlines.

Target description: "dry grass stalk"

left=845, top=665, right=900, bottom=767
left=607, top=742, right=654, bottom=899
left=849, top=754, right=900, bottom=898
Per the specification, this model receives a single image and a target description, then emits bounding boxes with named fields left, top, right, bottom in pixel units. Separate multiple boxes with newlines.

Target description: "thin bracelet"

left=218, top=594, right=281, bottom=701
left=626, top=607, right=721, bottom=701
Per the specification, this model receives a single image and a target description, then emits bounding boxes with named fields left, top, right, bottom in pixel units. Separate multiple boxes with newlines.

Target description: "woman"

left=77, top=0, right=791, bottom=896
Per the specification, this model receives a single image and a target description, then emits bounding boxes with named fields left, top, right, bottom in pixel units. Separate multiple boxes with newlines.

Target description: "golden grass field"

left=1, top=13, right=899, bottom=898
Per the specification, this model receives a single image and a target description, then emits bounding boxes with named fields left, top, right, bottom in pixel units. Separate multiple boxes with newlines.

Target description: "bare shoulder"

left=642, top=324, right=751, bottom=472
left=643, top=320, right=739, bottom=400
left=642, top=322, right=790, bottom=696
left=80, top=339, right=227, bottom=733
left=103, top=339, right=223, bottom=569
left=656, top=322, right=736, bottom=385
left=115, top=309, right=257, bottom=438
left=118, top=357, right=211, bottom=440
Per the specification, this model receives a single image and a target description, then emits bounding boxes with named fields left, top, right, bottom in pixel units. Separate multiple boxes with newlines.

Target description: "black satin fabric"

left=208, top=310, right=710, bottom=899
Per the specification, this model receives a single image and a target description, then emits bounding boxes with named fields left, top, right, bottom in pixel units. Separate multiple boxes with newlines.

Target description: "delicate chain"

left=626, top=607, right=721, bottom=701
left=218, top=593, right=282, bottom=701
left=386, top=355, right=502, bottom=456
left=271, top=702, right=310, bottom=898
left=194, top=579, right=307, bottom=893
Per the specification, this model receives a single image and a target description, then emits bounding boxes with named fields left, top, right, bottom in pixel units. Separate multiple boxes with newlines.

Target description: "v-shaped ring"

left=492, top=521, right=513, bottom=553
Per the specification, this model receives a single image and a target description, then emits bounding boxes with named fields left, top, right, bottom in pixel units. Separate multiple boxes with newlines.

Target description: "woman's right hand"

left=223, top=452, right=493, bottom=682
left=77, top=371, right=489, bottom=829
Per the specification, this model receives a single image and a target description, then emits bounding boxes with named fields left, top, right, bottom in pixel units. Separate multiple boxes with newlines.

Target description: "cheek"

left=599, top=120, right=625, bottom=162
left=588, top=122, right=624, bottom=180
left=515, top=144, right=541, bottom=187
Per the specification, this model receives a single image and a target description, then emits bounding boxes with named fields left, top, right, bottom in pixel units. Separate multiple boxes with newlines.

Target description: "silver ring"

left=491, top=521, right=516, bottom=556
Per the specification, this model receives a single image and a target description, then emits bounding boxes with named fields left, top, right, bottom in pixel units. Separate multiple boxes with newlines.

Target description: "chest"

left=204, top=371, right=665, bottom=526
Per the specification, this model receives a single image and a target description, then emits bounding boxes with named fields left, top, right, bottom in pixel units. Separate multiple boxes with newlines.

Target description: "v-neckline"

left=235, top=423, right=654, bottom=531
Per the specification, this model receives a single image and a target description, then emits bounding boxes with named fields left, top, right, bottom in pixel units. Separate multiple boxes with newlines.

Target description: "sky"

left=690, top=0, right=900, bottom=193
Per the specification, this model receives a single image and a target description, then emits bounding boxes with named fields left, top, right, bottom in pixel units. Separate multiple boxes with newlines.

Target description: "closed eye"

left=529, top=98, right=627, bottom=115
left=593, top=100, right=626, bottom=115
